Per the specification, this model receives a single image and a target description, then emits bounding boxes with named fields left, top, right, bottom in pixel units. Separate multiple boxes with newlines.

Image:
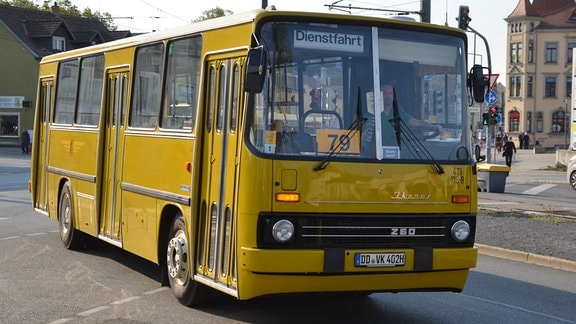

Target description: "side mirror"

left=244, top=45, right=267, bottom=93
left=469, top=64, right=488, bottom=104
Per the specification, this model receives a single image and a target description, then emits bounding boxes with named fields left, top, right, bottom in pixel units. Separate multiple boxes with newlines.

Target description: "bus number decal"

left=450, top=167, right=465, bottom=185
left=316, top=129, right=360, bottom=154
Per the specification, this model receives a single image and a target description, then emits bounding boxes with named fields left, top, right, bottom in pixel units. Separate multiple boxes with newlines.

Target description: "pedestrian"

left=502, top=139, right=517, bottom=167
left=523, top=131, right=530, bottom=149
left=21, top=130, right=30, bottom=154
left=518, top=132, right=524, bottom=150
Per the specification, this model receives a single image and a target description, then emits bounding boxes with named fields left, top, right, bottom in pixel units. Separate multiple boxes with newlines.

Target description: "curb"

left=476, top=243, right=576, bottom=273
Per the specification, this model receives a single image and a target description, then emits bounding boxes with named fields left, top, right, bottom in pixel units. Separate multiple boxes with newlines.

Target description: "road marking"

left=478, top=201, right=519, bottom=205
left=47, top=287, right=170, bottom=324
left=522, top=183, right=557, bottom=195
left=110, top=296, right=141, bottom=305
left=77, top=305, right=110, bottom=317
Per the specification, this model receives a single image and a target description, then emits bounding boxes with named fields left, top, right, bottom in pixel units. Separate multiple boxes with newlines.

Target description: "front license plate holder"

left=354, top=252, right=406, bottom=267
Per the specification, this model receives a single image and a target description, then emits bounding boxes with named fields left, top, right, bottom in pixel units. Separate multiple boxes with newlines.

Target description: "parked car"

left=567, top=155, right=576, bottom=190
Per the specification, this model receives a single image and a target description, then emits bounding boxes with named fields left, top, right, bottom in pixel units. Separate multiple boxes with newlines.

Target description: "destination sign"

left=293, top=30, right=364, bottom=53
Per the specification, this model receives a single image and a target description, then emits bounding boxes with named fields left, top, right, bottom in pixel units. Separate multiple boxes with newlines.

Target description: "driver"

left=363, top=82, right=442, bottom=146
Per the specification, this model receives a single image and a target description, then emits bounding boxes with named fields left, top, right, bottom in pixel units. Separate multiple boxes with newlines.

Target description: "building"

left=0, top=3, right=132, bottom=146
left=505, top=0, right=576, bottom=149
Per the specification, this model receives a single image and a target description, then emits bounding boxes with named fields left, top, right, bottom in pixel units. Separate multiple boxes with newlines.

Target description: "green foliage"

left=4, top=0, right=38, bottom=9
left=194, top=6, right=233, bottom=22
left=3, top=0, right=117, bottom=30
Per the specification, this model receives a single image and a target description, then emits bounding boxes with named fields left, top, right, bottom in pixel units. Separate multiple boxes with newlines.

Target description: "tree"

left=40, top=0, right=80, bottom=16
left=81, top=8, right=116, bottom=31
left=1, top=0, right=117, bottom=30
left=2, top=0, right=38, bottom=9
left=194, top=7, right=233, bottom=22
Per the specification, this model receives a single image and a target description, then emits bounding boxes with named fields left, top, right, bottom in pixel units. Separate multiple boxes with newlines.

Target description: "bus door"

left=197, top=56, right=243, bottom=289
left=99, top=69, right=128, bottom=243
left=32, top=78, right=54, bottom=212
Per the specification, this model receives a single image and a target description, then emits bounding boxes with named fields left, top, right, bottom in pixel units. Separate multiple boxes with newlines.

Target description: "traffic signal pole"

left=458, top=5, right=494, bottom=163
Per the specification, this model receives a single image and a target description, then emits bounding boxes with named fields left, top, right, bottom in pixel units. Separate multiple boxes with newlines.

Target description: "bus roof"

left=40, top=8, right=466, bottom=63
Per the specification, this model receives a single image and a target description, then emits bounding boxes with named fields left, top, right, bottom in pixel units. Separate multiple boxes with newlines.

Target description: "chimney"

left=51, top=2, right=60, bottom=15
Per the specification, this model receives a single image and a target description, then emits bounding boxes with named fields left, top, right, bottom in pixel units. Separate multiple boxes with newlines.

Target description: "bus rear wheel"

left=166, top=216, right=212, bottom=306
left=58, top=182, right=85, bottom=249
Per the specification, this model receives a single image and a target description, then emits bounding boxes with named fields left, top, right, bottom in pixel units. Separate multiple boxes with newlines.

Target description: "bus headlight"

left=451, top=220, right=471, bottom=242
left=272, top=219, right=294, bottom=243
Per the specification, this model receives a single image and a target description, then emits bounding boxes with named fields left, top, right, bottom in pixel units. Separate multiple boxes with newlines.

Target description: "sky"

left=61, top=0, right=520, bottom=85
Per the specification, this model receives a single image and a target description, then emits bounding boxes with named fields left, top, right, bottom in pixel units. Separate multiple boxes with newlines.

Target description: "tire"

left=570, top=171, right=576, bottom=191
left=58, top=182, right=85, bottom=249
left=166, top=216, right=213, bottom=306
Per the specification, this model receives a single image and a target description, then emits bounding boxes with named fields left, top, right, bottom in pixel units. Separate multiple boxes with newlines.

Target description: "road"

left=1, top=148, right=575, bottom=323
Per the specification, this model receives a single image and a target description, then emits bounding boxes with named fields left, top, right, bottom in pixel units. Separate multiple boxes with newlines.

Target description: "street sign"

left=485, top=90, right=497, bottom=105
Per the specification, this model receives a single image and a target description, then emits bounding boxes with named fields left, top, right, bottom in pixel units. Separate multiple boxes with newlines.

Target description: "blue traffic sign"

left=485, top=90, right=497, bottom=105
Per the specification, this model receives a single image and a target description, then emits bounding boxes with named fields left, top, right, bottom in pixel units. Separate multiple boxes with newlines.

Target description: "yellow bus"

left=30, top=9, right=484, bottom=306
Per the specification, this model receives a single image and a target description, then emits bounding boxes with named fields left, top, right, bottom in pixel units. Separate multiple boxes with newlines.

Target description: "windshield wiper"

left=314, top=88, right=364, bottom=172
left=313, top=117, right=364, bottom=171
left=388, top=86, right=444, bottom=174
left=392, top=88, right=402, bottom=149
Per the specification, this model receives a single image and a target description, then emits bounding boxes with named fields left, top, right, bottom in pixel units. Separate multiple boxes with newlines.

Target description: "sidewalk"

left=482, top=148, right=565, bottom=184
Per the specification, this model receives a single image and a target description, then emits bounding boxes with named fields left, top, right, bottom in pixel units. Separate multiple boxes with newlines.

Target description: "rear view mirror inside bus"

left=244, top=45, right=267, bottom=93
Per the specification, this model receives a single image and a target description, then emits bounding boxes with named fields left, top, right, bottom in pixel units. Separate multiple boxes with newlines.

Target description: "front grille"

left=258, top=213, right=475, bottom=248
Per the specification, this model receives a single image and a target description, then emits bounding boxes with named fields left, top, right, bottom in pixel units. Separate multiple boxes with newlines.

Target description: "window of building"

left=52, top=36, right=66, bottom=51
left=552, top=110, right=567, bottom=133
left=130, top=43, right=164, bottom=129
left=536, top=112, right=543, bottom=133
left=527, top=75, right=533, bottom=97
left=509, top=110, right=520, bottom=132
left=510, top=42, right=522, bottom=63
left=509, top=76, right=521, bottom=97
left=509, top=76, right=515, bottom=97
left=0, top=114, right=19, bottom=136
left=567, top=76, right=572, bottom=98
left=545, top=77, right=556, bottom=97
left=568, top=42, right=576, bottom=63
left=528, top=41, right=534, bottom=63
left=545, top=42, right=557, bottom=63
left=527, top=111, right=532, bottom=133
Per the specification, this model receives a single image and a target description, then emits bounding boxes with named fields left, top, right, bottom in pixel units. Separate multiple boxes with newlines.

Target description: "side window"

left=54, top=60, right=79, bottom=124
left=76, top=55, right=104, bottom=126
left=130, top=43, right=164, bottom=128
left=206, top=66, right=216, bottom=133
left=216, top=65, right=226, bottom=132
left=162, top=36, right=202, bottom=130
left=230, top=63, right=240, bottom=133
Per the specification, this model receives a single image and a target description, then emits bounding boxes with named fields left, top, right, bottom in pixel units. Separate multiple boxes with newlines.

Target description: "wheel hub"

left=167, top=231, right=189, bottom=284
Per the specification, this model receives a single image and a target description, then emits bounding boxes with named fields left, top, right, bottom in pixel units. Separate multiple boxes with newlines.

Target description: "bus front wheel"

left=58, top=182, right=85, bottom=249
left=166, top=216, right=211, bottom=306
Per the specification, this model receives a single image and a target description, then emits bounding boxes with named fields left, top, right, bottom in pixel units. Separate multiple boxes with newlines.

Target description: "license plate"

left=354, top=252, right=406, bottom=267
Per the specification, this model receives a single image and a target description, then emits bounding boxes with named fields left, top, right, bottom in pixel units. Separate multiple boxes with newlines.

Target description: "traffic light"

left=482, top=112, right=489, bottom=125
left=458, top=6, right=471, bottom=30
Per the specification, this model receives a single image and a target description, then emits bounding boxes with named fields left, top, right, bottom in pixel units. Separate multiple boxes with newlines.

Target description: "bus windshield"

left=249, top=21, right=469, bottom=162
